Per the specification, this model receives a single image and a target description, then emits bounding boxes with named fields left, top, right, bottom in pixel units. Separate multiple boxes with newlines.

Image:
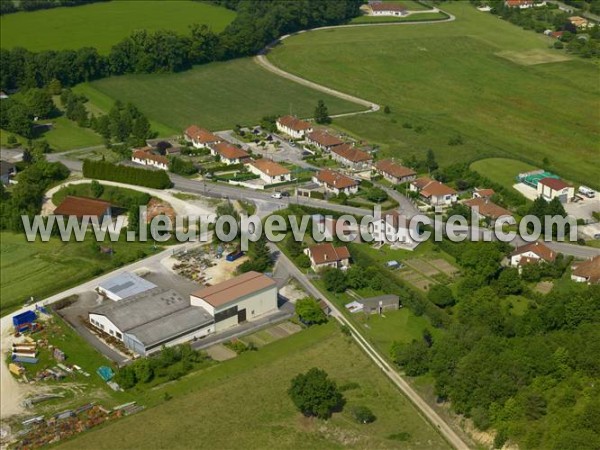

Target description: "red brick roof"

left=192, top=271, right=276, bottom=308
left=248, top=159, right=290, bottom=176
left=277, top=115, right=312, bottom=132
left=474, top=188, right=495, bottom=198
left=511, top=242, right=557, bottom=263
left=185, top=125, right=221, bottom=144
left=375, top=159, right=416, bottom=179
left=505, top=0, right=533, bottom=7
left=307, top=130, right=344, bottom=148
left=54, top=196, right=111, bottom=218
left=464, top=197, right=512, bottom=220
left=370, top=2, right=407, bottom=12
left=308, top=243, right=350, bottom=265
left=412, top=177, right=434, bottom=190
left=572, top=256, right=600, bottom=283
left=331, top=144, right=372, bottom=163
left=211, top=142, right=250, bottom=160
left=539, top=177, right=570, bottom=191
left=132, top=149, right=168, bottom=166
left=420, top=180, right=456, bottom=198
left=316, top=169, right=359, bottom=190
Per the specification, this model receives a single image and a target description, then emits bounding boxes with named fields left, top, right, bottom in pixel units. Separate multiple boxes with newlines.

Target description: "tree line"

left=0, top=0, right=362, bottom=91
left=0, top=0, right=106, bottom=15
left=82, top=160, right=172, bottom=189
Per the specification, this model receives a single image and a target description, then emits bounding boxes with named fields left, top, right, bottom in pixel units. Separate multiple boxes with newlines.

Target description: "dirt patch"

left=535, top=281, right=554, bottom=294
left=404, top=259, right=441, bottom=277
left=279, top=283, right=308, bottom=303
left=276, top=322, right=302, bottom=335
left=496, top=49, right=572, bottom=65
left=205, top=344, right=237, bottom=362
left=204, top=256, right=248, bottom=285
left=146, top=198, right=176, bottom=224
left=430, top=259, right=459, bottom=277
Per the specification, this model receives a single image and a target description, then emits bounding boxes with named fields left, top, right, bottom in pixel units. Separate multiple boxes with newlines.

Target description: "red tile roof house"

left=53, top=196, right=112, bottom=221
left=409, top=177, right=457, bottom=206
left=368, top=2, right=409, bottom=16
left=306, top=130, right=344, bottom=152
left=330, top=144, right=373, bottom=170
left=374, top=159, right=416, bottom=184
left=536, top=177, right=575, bottom=203
left=131, top=148, right=169, bottom=171
left=504, top=0, right=534, bottom=9
left=209, top=142, right=251, bottom=165
left=464, top=197, right=513, bottom=225
left=276, top=115, right=313, bottom=139
left=246, top=159, right=291, bottom=184
left=304, top=242, right=351, bottom=272
left=571, top=256, right=600, bottom=284
left=313, top=169, right=360, bottom=196
left=472, top=188, right=495, bottom=200
left=184, top=125, right=222, bottom=149
left=510, top=241, right=557, bottom=268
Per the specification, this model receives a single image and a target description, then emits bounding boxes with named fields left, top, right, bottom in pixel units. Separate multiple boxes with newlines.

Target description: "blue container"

left=12, top=311, right=36, bottom=327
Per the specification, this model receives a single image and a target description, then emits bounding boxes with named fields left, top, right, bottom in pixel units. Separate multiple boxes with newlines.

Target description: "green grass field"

left=56, top=323, right=449, bottom=450
left=0, top=232, right=161, bottom=316
left=0, top=0, right=235, bottom=54
left=351, top=11, right=448, bottom=24
left=268, top=2, right=600, bottom=188
left=470, top=157, right=538, bottom=190
left=81, top=58, right=363, bottom=134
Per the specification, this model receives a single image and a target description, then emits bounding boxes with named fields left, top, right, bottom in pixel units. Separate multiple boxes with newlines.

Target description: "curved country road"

left=256, top=9, right=471, bottom=450
left=255, top=9, right=455, bottom=118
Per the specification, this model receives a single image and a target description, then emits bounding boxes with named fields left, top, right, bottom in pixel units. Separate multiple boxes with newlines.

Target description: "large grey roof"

left=97, top=272, right=156, bottom=299
left=358, top=295, right=399, bottom=308
left=126, top=307, right=213, bottom=348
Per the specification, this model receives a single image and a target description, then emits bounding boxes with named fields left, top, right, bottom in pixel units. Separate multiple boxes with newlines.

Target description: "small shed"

left=13, top=310, right=37, bottom=327
left=357, top=295, right=400, bottom=314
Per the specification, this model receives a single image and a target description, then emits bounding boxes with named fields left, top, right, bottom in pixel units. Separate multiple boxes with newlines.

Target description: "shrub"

left=352, top=405, right=376, bottom=424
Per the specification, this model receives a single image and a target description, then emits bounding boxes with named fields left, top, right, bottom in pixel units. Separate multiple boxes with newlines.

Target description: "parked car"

left=271, top=192, right=282, bottom=199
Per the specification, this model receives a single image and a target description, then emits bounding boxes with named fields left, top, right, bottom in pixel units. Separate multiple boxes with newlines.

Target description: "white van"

left=578, top=186, right=595, bottom=198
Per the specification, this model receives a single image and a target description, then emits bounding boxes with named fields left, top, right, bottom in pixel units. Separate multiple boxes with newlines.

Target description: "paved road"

left=269, top=243, right=471, bottom=450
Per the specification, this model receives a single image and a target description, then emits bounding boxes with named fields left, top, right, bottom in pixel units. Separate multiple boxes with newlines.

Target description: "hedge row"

left=82, top=160, right=172, bottom=189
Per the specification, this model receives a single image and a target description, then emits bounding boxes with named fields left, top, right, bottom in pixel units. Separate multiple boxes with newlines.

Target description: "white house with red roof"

left=410, top=177, right=457, bottom=206
left=184, top=125, right=222, bottom=149
left=276, top=115, right=313, bottom=139
left=246, top=159, right=291, bottom=184
left=209, top=142, right=251, bottom=165
left=304, top=243, right=351, bottom=271
left=330, top=144, right=373, bottom=170
left=510, top=241, right=557, bottom=268
left=132, top=148, right=169, bottom=171
left=313, top=169, right=359, bottom=196
left=374, top=159, right=416, bottom=184
left=368, top=2, right=409, bottom=16
left=537, top=177, right=574, bottom=203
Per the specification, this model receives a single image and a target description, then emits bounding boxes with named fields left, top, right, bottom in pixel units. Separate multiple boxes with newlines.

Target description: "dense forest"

left=0, top=0, right=362, bottom=91
left=391, top=240, right=600, bottom=449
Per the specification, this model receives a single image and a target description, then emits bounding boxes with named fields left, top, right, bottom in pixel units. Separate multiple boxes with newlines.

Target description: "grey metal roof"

left=97, top=272, right=156, bottom=300
left=90, top=287, right=214, bottom=348
left=358, top=295, right=399, bottom=308
left=126, top=307, right=213, bottom=348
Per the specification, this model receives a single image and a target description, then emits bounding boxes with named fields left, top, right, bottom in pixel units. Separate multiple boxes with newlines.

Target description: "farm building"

left=191, top=271, right=278, bottom=332
left=246, top=159, right=292, bottom=184
left=276, top=115, right=313, bottom=139
left=209, top=142, right=251, bottom=165
left=330, top=144, right=372, bottom=170
left=374, top=159, right=416, bottom=184
left=368, top=2, right=409, bottom=16
left=96, top=272, right=157, bottom=302
left=306, top=130, right=344, bottom=151
left=184, top=125, right=222, bottom=149
left=53, top=196, right=112, bottom=220
left=89, top=288, right=214, bottom=356
left=313, top=169, right=359, bottom=196
left=571, top=256, right=600, bottom=284
left=304, top=243, right=351, bottom=271
left=510, top=242, right=557, bottom=268
left=537, top=178, right=574, bottom=203
left=131, top=148, right=169, bottom=171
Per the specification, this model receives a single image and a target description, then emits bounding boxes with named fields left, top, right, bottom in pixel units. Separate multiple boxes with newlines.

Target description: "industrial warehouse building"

left=96, top=272, right=157, bottom=301
left=191, top=271, right=278, bottom=332
left=88, top=271, right=278, bottom=355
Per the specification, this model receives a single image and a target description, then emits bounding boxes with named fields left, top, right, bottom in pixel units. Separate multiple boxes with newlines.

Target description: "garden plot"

left=404, top=258, right=441, bottom=278
left=430, top=259, right=459, bottom=277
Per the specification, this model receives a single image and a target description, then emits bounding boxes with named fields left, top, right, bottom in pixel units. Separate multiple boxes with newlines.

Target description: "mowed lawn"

left=471, top=157, right=538, bottom=190
left=83, top=58, right=362, bottom=133
left=0, top=232, right=160, bottom=316
left=56, top=323, right=450, bottom=450
left=0, top=0, right=235, bottom=53
left=268, top=2, right=600, bottom=188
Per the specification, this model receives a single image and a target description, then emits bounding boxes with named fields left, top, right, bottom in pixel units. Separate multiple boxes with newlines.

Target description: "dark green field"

left=80, top=58, right=362, bottom=134
left=269, top=3, right=600, bottom=187
left=0, top=0, right=235, bottom=53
